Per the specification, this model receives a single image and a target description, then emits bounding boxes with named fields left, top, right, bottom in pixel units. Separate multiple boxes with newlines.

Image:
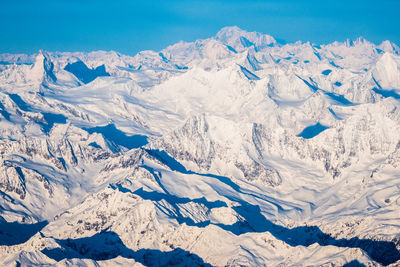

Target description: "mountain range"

left=0, top=26, right=400, bottom=266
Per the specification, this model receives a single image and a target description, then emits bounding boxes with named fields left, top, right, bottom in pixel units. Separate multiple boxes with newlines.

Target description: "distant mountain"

left=0, top=26, right=400, bottom=266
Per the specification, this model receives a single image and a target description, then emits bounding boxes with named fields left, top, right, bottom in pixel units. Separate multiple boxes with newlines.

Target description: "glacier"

left=0, top=26, right=400, bottom=266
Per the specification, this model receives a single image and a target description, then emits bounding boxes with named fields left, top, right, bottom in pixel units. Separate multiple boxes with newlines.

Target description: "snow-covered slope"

left=0, top=27, right=400, bottom=266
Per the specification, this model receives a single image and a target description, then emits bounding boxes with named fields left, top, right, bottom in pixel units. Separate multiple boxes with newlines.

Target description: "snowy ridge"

left=0, top=27, right=400, bottom=266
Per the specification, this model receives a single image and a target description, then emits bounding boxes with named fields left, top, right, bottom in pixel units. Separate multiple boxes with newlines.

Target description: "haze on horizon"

left=0, top=0, right=399, bottom=55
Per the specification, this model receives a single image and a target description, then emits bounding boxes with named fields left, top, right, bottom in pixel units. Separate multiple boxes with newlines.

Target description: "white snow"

left=0, top=26, right=399, bottom=266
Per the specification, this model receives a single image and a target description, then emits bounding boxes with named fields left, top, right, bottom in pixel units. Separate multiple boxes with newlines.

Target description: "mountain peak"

left=215, top=26, right=246, bottom=37
left=379, top=40, right=400, bottom=55
left=30, top=50, right=57, bottom=85
left=215, top=26, right=276, bottom=52
left=342, top=36, right=373, bottom=48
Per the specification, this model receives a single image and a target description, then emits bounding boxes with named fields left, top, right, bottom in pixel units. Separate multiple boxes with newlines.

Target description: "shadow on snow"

left=342, top=260, right=366, bottom=267
left=145, top=149, right=240, bottom=192
left=373, top=88, right=400, bottom=100
left=0, top=218, right=48, bottom=246
left=84, top=124, right=148, bottom=151
left=64, top=60, right=110, bottom=84
left=42, top=231, right=213, bottom=266
left=136, top=149, right=400, bottom=266
left=7, top=93, right=67, bottom=134
left=297, top=122, right=329, bottom=139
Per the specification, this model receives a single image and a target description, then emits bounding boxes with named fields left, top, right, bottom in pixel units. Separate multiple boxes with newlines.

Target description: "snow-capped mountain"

left=0, top=26, right=400, bottom=266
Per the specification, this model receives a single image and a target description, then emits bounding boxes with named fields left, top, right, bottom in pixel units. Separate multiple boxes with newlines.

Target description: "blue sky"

left=1, top=0, right=399, bottom=55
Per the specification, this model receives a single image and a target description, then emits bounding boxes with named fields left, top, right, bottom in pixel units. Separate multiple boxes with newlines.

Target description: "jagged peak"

left=379, top=40, right=400, bottom=55
left=340, top=36, right=375, bottom=48
left=354, top=36, right=369, bottom=45
left=325, top=37, right=375, bottom=49
left=30, top=50, right=57, bottom=85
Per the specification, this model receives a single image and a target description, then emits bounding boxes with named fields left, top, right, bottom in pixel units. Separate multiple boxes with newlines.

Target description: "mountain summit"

left=215, top=26, right=277, bottom=51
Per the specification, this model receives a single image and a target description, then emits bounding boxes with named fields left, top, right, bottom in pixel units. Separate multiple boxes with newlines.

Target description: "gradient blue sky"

left=1, top=0, right=399, bottom=55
